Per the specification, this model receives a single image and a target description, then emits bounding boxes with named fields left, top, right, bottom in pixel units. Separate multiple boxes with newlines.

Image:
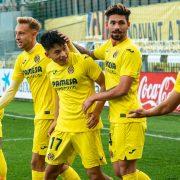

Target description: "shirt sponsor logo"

left=23, top=66, right=43, bottom=75
left=52, top=78, right=78, bottom=87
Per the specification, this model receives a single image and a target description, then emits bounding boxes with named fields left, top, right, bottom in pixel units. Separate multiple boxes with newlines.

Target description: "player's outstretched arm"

left=0, top=80, right=21, bottom=109
left=73, top=43, right=98, bottom=59
left=83, top=75, right=133, bottom=113
left=128, top=90, right=180, bottom=118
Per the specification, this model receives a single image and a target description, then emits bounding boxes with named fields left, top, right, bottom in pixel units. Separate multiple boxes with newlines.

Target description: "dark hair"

left=105, top=3, right=131, bottom=21
left=40, top=30, right=66, bottom=51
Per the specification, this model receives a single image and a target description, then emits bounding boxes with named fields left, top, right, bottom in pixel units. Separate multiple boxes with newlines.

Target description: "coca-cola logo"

left=138, top=75, right=176, bottom=108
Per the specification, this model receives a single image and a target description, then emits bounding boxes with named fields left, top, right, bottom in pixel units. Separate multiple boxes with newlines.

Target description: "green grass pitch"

left=2, top=100, right=180, bottom=180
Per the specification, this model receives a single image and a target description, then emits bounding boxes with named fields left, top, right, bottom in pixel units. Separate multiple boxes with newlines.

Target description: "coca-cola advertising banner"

left=0, top=69, right=179, bottom=112
left=138, top=72, right=179, bottom=112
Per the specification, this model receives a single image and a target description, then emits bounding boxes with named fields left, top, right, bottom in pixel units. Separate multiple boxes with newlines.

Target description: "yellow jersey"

left=94, top=38, right=146, bottom=123
left=174, top=72, right=180, bottom=93
left=12, top=43, right=55, bottom=120
left=46, top=52, right=103, bottom=132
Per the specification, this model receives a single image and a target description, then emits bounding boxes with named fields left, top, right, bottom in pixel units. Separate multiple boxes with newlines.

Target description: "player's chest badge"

left=68, top=66, right=74, bottom=74
left=34, top=55, right=40, bottom=63
left=113, top=51, right=118, bottom=58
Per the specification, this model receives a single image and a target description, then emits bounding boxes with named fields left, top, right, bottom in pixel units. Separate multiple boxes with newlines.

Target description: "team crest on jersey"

left=68, top=66, right=74, bottom=74
left=113, top=51, right=118, bottom=58
left=34, top=55, right=40, bottom=63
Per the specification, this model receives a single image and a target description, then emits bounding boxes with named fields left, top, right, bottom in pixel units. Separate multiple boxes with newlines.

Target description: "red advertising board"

left=138, top=72, right=179, bottom=112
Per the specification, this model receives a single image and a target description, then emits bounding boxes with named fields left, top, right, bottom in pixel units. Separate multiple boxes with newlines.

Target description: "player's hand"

left=87, top=112, right=99, bottom=129
left=127, top=108, right=147, bottom=118
left=83, top=97, right=94, bottom=113
left=58, top=32, right=70, bottom=43
left=48, top=120, right=57, bottom=137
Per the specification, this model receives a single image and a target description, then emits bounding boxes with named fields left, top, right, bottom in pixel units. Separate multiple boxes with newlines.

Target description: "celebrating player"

left=41, top=30, right=111, bottom=180
left=0, top=17, right=79, bottom=180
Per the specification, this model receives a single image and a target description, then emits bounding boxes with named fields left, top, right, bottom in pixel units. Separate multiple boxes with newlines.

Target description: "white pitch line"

left=102, top=127, right=180, bottom=141
left=4, top=114, right=180, bottom=141
left=145, top=133, right=180, bottom=141
left=5, top=113, right=34, bottom=120
left=3, top=137, right=32, bottom=142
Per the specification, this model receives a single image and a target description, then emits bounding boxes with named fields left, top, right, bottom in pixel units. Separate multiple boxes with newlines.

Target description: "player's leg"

left=0, top=109, right=7, bottom=180
left=0, top=138, right=7, bottom=180
left=45, top=131, right=80, bottom=180
left=32, top=119, right=79, bottom=180
left=72, top=130, right=112, bottom=180
left=110, top=122, right=150, bottom=179
left=123, top=122, right=150, bottom=180
left=112, top=159, right=136, bottom=177
left=45, top=164, right=67, bottom=180
left=109, top=122, right=150, bottom=179
left=31, top=119, right=53, bottom=179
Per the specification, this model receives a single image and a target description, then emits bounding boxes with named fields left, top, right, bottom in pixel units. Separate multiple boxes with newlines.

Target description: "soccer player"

left=0, top=17, right=79, bottom=180
left=128, top=72, right=180, bottom=117
left=74, top=3, right=150, bottom=180
left=0, top=109, right=7, bottom=180
left=40, top=30, right=111, bottom=180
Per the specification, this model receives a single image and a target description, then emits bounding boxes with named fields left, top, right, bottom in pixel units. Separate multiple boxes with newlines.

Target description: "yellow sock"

left=0, top=149, right=7, bottom=180
left=137, top=170, right=151, bottom=180
left=60, top=166, right=80, bottom=180
left=32, top=170, right=45, bottom=180
left=123, top=171, right=138, bottom=180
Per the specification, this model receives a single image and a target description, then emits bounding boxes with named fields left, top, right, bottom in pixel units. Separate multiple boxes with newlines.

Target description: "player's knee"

left=45, top=169, right=58, bottom=180
left=31, top=154, right=45, bottom=171
left=86, top=168, right=104, bottom=180
left=114, top=161, right=127, bottom=177
left=45, top=165, right=59, bottom=180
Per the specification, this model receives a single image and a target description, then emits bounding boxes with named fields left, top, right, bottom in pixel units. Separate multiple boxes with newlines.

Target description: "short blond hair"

left=17, top=17, right=41, bottom=31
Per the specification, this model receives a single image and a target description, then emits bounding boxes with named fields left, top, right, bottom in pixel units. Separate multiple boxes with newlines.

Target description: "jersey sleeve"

left=93, top=40, right=110, bottom=60
left=12, top=56, right=24, bottom=82
left=82, top=55, right=102, bottom=81
left=119, top=48, right=142, bottom=78
left=174, top=72, right=180, bottom=93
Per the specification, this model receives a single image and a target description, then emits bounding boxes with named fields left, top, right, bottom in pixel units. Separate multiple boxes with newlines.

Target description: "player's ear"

left=32, top=30, right=38, bottom=37
left=127, top=21, right=130, bottom=27
left=105, top=21, right=109, bottom=29
left=45, top=52, right=49, bottom=58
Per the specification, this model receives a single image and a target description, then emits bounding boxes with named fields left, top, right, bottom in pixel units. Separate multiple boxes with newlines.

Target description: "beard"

left=110, top=30, right=126, bottom=41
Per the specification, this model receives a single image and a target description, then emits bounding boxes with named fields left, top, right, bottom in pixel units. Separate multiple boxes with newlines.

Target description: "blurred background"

left=0, top=0, right=179, bottom=72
